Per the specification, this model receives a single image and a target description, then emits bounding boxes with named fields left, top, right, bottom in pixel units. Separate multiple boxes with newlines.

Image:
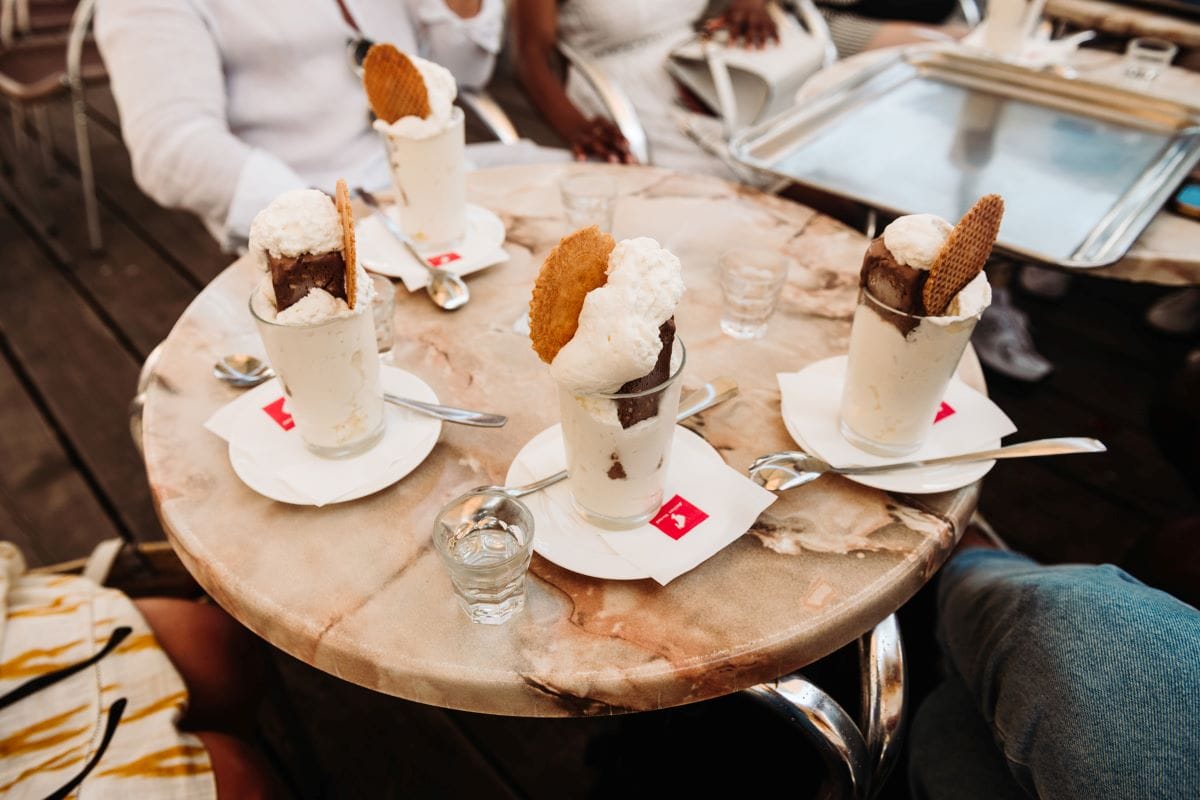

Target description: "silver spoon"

left=749, top=437, right=1107, bottom=492
left=214, top=354, right=507, bottom=427
left=355, top=187, right=470, bottom=311
left=481, top=377, right=739, bottom=499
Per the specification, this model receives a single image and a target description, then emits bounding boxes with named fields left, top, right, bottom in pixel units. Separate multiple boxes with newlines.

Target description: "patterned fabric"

left=0, top=542, right=215, bottom=799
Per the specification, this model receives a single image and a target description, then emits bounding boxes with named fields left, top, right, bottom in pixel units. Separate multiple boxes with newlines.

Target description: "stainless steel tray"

left=730, top=49, right=1200, bottom=268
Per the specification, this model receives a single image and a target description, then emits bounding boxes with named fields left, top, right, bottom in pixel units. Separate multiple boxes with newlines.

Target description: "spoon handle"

left=836, top=437, right=1107, bottom=475
left=384, top=394, right=507, bottom=427
left=357, top=189, right=438, bottom=276
left=503, top=378, right=739, bottom=498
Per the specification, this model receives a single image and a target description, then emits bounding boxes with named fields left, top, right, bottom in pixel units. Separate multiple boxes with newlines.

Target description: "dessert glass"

left=380, top=106, right=466, bottom=251
left=557, top=341, right=686, bottom=529
left=839, top=288, right=980, bottom=457
left=249, top=288, right=386, bottom=458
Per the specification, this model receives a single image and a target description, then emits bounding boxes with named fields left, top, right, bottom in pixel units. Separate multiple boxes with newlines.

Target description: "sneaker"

left=1146, top=288, right=1200, bottom=336
left=973, top=290, right=1054, bottom=382
left=1017, top=265, right=1072, bottom=299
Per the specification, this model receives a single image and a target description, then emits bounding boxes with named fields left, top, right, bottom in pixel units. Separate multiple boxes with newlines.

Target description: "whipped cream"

left=943, top=271, right=991, bottom=319
left=249, top=189, right=343, bottom=271
left=251, top=265, right=374, bottom=326
left=882, top=214, right=952, bottom=270
left=550, top=237, right=685, bottom=394
left=372, top=55, right=457, bottom=140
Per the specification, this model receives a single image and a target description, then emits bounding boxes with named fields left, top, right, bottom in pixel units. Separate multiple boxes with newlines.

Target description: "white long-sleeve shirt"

left=95, top=0, right=503, bottom=248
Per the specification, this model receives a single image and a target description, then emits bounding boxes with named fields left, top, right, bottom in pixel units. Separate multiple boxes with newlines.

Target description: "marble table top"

left=796, top=45, right=1200, bottom=286
left=143, top=164, right=980, bottom=717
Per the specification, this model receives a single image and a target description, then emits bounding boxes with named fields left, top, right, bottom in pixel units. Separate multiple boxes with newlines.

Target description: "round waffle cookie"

left=363, top=43, right=431, bottom=123
left=335, top=179, right=357, bottom=309
left=529, top=226, right=615, bottom=363
left=922, top=194, right=1004, bottom=315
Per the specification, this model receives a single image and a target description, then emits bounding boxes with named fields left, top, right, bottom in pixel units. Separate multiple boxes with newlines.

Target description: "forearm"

left=517, top=52, right=589, bottom=142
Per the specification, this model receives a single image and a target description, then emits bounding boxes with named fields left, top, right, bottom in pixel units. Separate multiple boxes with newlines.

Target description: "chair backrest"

left=66, top=0, right=95, bottom=89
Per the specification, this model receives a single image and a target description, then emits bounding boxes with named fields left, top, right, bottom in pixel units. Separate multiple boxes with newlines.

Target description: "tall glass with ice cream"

left=528, top=228, right=686, bottom=528
left=364, top=45, right=466, bottom=251
left=248, top=182, right=385, bottom=458
left=840, top=196, right=1003, bottom=456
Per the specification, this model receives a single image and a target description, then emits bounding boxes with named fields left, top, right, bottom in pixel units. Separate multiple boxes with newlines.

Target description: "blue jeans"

left=909, top=549, right=1200, bottom=799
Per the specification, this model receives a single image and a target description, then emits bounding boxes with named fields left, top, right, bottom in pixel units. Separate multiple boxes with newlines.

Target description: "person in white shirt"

left=95, top=0, right=503, bottom=249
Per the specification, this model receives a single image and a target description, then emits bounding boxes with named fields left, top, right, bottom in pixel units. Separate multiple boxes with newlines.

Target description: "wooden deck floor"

left=2, top=86, right=1196, bottom=798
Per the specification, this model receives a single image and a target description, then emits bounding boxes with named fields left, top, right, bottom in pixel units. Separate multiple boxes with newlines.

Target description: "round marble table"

left=796, top=45, right=1200, bottom=286
left=143, top=164, right=979, bottom=717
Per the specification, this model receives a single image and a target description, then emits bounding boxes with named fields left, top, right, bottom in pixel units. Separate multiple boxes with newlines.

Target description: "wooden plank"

left=979, top=460, right=1147, bottom=564
left=268, top=652, right=522, bottom=799
left=42, top=93, right=230, bottom=288
left=0, top=188, right=160, bottom=541
left=2, top=112, right=202, bottom=360
left=0, top=342, right=122, bottom=566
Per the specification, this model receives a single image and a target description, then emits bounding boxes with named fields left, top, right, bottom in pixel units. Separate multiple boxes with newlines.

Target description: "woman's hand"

left=706, top=0, right=778, bottom=49
left=567, top=116, right=635, bottom=163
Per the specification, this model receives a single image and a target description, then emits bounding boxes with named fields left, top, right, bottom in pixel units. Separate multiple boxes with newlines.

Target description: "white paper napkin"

left=356, top=204, right=510, bottom=292
left=777, top=356, right=1017, bottom=468
left=513, top=426, right=777, bottom=585
left=205, top=372, right=439, bottom=506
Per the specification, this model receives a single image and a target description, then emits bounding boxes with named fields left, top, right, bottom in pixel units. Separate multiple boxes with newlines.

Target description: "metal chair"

left=0, top=0, right=105, bottom=250
left=2, top=0, right=75, bottom=47
left=741, top=614, right=907, bottom=799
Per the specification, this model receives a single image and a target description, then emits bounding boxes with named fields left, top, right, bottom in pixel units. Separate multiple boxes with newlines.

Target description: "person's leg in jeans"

left=911, top=549, right=1200, bottom=799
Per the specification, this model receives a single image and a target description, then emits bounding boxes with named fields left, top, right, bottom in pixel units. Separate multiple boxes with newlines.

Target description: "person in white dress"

left=514, top=0, right=779, bottom=180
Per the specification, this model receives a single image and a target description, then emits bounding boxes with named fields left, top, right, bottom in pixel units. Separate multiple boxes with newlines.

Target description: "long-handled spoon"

left=749, top=437, right=1107, bottom=492
left=480, top=377, right=738, bottom=499
left=355, top=187, right=470, bottom=311
left=213, top=354, right=506, bottom=427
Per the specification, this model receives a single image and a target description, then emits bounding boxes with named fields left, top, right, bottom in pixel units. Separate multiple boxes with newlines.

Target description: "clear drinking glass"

left=1123, top=37, right=1177, bottom=83
left=249, top=287, right=386, bottom=458
left=839, top=288, right=981, bottom=457
left=380, top=106, right=467, bottom=251
left=560, top=171, right=617, bottom=232
left=719, top=248, right=789, bottom=339
left=370, top=273, right=396, bottom=361
left=433, top=489, right=535, bottom=624
left=557, top=341, right=685, bottom=528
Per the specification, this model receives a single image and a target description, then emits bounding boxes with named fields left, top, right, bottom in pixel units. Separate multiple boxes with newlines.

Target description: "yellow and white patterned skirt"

left=0, top=542, right=215, bottom=798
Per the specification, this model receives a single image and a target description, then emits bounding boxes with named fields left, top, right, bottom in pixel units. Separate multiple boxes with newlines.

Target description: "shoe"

left=1146, top=288, right=1200, bottom=336
left=972, top=290, right=1054, bottom=382
left=1017, top=265, right=1072, bottom=299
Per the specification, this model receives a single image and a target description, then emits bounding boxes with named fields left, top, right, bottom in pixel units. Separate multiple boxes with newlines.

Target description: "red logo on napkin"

left=427, top=252, right=461, bottom=267
left=262, top=397, right=294, bottom=431
left=651, top=495, right=709, bottom=540
left=934, top=402, right=956, bottom=424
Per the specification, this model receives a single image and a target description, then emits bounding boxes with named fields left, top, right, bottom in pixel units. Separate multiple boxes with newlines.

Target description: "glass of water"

left=560, top=171, right=617, bottom=232
left=370, top=273, right=396, bottom=362
left=718, top=247, right=789, bottom=340
left=1123, top=37, right=1177, bottom=83
left=433, top=489, right=534, bottom=624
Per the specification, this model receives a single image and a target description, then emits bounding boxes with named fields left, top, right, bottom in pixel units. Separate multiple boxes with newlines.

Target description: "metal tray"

left=730, top=49, right=1200, bottom=268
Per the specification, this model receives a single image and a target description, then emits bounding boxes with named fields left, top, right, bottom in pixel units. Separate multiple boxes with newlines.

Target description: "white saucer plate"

left=506, top=425, right=726, bottom=581
left=779, top=355, right=1010, bottom=493
left=228, top=367, right=442, bottom=505
left=356, top=203, right=507, bottom=281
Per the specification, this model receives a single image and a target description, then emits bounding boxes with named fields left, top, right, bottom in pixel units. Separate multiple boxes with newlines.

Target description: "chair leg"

left=7, top=102, right=52, bottom=232
left=742, top=674, right=872, bottom=800
left=740, top=614, right=909, bottom=800
left=70, top=83, right=102, bottom=252
left=32, top=103, right=56, bottom=177
left=858, top=613, right=907, bottom=796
